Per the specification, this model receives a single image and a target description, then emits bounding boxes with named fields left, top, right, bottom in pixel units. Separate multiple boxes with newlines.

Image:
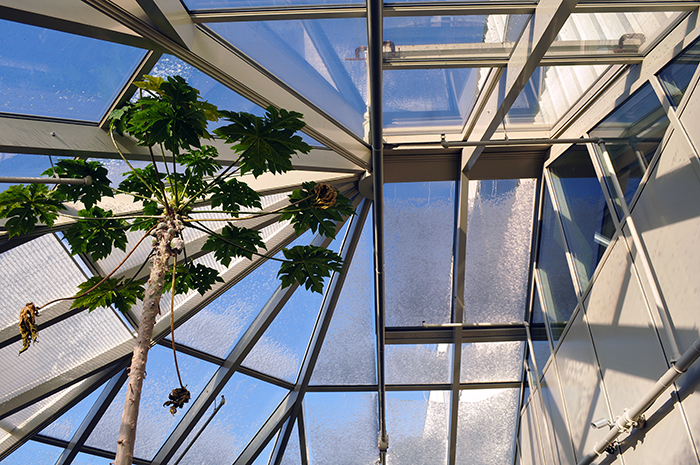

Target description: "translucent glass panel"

left=305, top=392, right=378, bottom=464
left=384, top=15, right=526, bottom=50
left=207, top=19, right=367, bottom=136
left=85, top=346, right=218, bottom=459
left=185, top=0, right=362, bottom=8
left=172, top=230, right=309, bottom=358
left=280, top=418, right=302, bottom=465
left=461, top=342, right=523, bottom=383
left=386, top=344, right=451, bottom=385
left=553, top=12, right=683, bottom=56
left=310, top=212, right=376, bottom=385
left=171, top=373, right=288, bottom=464
left=659, top=39, right=700, bottom=108
left=384, top=68, right=485, bottom=131
left=385, top=182, right=455, bottom=326
left=386, top=391, right=449, bottom=465
left=40, top=383, right=104, bottom=441
left=1, top=441, right=63, bottom=464
left=549, top=145, right=614, bottom=291
left=455, top=388, right=519, bottom=465
left=589, top=83, right=669, bottom=207
left=0, top=19, right=145, bottom=121
left=536, top=185, right=577, bottom=344
left=506, top=65, right=609, bottom=126
left=464, top=179, right=536, bottom=323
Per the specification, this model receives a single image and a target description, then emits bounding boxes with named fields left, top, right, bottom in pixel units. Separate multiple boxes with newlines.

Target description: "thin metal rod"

left=386, top=137, right=603, bottom=149
left=0, top=176, right=92, bottom=185
left=367, top=0, right=388, bottom=460
left=577, top=337, right=700, bottom=465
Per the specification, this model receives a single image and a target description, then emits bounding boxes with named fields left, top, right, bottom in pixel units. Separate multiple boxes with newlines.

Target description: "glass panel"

left=385, top=182, right=455, bottom=326
left=39, top=382, right=105, bottom=441
left=658, top=39, right=700, bottom=108
left=0, top=19, right=145, bottom=121
left=85, top=345, right=218, bottom=459
left=589, top=83, right=669, bottom=206
left=168, top=373, right=288, bottom=464
left=242, top=223, right=348, bottom=383
left=455, top=388, right=519, bottom=465
left=549, top=146, right=615, bottom=291
left=552, top=12, right=684, bottom=57
left=310, top=213, right=376, bottom=385
left=531, top=341, right=550, bottom=379
left=384, top=14, right=527, bottom=52
left=386, top=391, right=449, bottom=465
left=1, top=440, right=63, bottom=464
left=506, top=65, right=609, bottom=126
left=386, top=344, right=451, bottom=385
left=173, top=230, right=311, bottom=358
left=464, top=179, right=536, bottom=323
left=252, top=433, right=276, bottom=465
left=305, top=392, right=378, bottom=464
left=207, top=19, right=367, bottom=137
left=73, top=453, right=116, bottom=464
left=280, top=418, right=302, bottom=465
left=536, top=185, right=577, bottom=344
left=185, top=0, right=363, bottom=9
left=461, top=342, right=523, bottom=383
left=384, top=68, right=485, bottom=131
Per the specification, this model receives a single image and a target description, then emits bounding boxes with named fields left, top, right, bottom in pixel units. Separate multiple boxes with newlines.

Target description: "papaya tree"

left=0, top=75, right=353, bottom=465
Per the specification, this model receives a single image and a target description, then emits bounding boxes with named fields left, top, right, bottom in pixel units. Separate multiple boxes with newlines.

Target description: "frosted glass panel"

left=2, top=441, right=63, bottom=464
left=280, top=418, right=302, bottom=465
left=464, top=179, right=536, bottom=323
left=208, top=19, right=367, bottom=136
left=171, top=373, right=288, bottom=464
left=39, top=382, right=104, bottom=441
left=386, top=344, right=451, bottom=385
left=85, top=346, right=218, bottom=459
left=0, top=19, right=145, bottom=121
left=386, top=391, right=449, bottom=465
left=455, top=388, right=519, bottom=465
left=310, top=214, right=376, bottom=385
left=385, top=182, right=455, bottom=326
left=305, top=392, right=378, bottom=464
left=460, top=342, right=523, bottom=383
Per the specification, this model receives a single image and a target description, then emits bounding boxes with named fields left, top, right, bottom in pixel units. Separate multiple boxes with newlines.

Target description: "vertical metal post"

left=447, top=163, right=469, bottom=464
left=366, top=0, right=388, bottom=461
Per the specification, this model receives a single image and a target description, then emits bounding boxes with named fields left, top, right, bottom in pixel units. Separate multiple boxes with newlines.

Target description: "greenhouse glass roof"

left=0, top=1, right=698, bottom=464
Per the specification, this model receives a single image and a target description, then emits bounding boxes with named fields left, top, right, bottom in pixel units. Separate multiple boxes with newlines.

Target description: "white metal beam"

left=458, top=0, right=580, bottom=171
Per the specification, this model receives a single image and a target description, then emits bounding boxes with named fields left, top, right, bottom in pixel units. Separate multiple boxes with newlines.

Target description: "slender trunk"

left=114, top=218, right=178, bottom=465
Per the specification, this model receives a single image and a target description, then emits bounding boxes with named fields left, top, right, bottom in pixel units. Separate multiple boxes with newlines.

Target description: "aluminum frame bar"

left=459, top=0, right=579, bottom=172
left=54, top=368, right=129, bottom=465
left=235, top=200, right=370, bottom=465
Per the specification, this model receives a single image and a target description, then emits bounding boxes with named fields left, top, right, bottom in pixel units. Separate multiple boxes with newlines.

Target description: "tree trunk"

left=114, top=218, right=178, bottom=465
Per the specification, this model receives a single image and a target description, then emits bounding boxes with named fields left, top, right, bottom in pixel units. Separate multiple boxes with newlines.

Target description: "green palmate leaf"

left=201, top=224, right=266, bottom=267
left=178, top=145, right=222, bottom=179
left=278, top=245, right=343, bottom=294
left=70, top=277, right=145, bottom=314
left=130, top=200, right=162, bottom=232
left=163, top=262, right=224, bottom=296
left=64, top=207, right=129, bottom=261
left=0, top=184, right=64, bottom=237
left=280, top=182, right=354, bottom=239
left=209, top=178, right=262, bottom=215
left=118, top=164, right=166, bottom=203
left=214, top=106, right=312, bottom=177
left=116, top=76, right=215, bottom=155
left=41, top=159, right=112, bottom=210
